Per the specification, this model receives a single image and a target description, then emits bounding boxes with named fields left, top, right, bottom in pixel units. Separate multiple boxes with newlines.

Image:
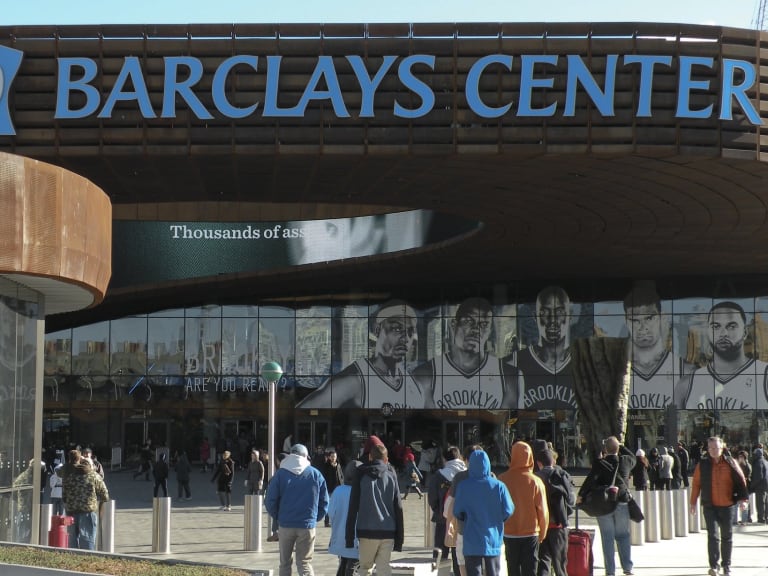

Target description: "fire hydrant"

left=48, top=515, right=74, bottom=548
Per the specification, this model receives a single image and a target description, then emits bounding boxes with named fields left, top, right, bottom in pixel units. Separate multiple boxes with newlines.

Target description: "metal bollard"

left=630, top=491, right=645, bottom=546
left=424, top=497, right=433, bottom=548
left=643, top=490, right=660, bottom=543
left=39, top=504, right=53, bottom=546
left=244, top=494, right=263, bottom=552
left=659, top=490, right=674, bottom=540
left=152, top=497, right=171, bottom=554
left=673, top=489, right=688, bottom=537
left=689, top=501, right=701, bottom=533
left=99, top=500, right=115, bottom=553
left=749, top=493, right=757, bottom=522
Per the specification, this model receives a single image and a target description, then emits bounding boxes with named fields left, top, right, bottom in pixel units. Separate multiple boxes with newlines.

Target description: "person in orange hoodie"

left=499, top=441, right=549, bottom=576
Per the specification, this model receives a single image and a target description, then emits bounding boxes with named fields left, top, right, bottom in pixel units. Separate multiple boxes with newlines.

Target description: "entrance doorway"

left=369, top=420, right=404, bottom=445
left=123, top=420, right=169, bottom=465
left=296, top=420, right=332, bottom=453
left=443, top=420, right=481, bottom=449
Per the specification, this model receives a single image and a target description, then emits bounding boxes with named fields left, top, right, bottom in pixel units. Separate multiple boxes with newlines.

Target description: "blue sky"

left=1, top=1, right=760, bottom=29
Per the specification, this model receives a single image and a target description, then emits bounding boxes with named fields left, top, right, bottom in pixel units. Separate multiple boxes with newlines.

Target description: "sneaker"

left=708, top=568, right=718, bottom=576
left=623, top=571, right=634, bottom=575
left=185, top=497, right=192, bottom=501
left=266, top=533, right=279, bottom=542
left=723, top=567, right=731, bottom=575
left=226, top=506, right=232, bottom=511
left=218, top=506, right=226, bottom=510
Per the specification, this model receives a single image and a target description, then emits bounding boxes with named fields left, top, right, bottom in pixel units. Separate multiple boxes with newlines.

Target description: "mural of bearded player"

left=295, top=300, right=424, bottom=409
left=623, top=281, right=694, bottom=410
left=678, top=300, right=768, bottom=410
left=412, top=297, right=522, bottom=409
left=513, top=286, right=587, bottom=411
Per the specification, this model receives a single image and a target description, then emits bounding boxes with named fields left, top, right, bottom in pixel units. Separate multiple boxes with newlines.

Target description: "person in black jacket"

left=320, top=448, right=344, bottom=527
left=677, top=442, right=690, bottom=488
left=212, top=450, right=235, bottom=511
left=535, top=449, right=575, bottom=576
left=152, top=452, right=169, bottom=497
left=577, top=436, right=636, bottom=576
left=750, top=448, right=768, bottom=523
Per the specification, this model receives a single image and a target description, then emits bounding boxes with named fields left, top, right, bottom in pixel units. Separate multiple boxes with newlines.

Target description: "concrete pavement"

left=46, top=467, right=768, bottom=575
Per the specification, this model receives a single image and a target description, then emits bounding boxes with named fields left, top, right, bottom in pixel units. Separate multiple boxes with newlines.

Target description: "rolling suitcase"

left=567, top=506, right=594, bottom=576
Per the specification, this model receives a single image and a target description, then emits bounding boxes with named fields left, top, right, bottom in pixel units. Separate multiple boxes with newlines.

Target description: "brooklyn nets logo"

left=0, top=46, right=23, bottom=136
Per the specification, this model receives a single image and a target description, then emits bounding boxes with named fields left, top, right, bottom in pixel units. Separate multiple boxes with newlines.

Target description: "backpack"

left=547, top=467, right=576, bottom=517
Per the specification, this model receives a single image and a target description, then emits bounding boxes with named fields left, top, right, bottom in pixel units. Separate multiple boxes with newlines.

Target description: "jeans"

left=596, top=502, right=632, bottom=575
left=70, top=511, right=98, bottom=550
left=504, top=535, right=539, bottom=576
left=703, top=505, right=734, bottom=570
left=465, top=555, right=502, bottom=576
left=278, top=526, right=316, bottom=576
left=756, top=490, right=768, bottom=522
left=538, top=527, right=568, bottom=576
left=358, top=537, right=395, bottom=576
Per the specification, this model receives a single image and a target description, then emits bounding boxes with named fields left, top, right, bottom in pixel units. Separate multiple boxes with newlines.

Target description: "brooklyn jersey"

left=514, top=347, right=577, bottom=410
left=683, top=359, right=768, bottom=410
left=411, top=354, right=520, bottom=409
left=629, top=350, right=691, bottom=410
left=356, top=359, right=425, bottom=410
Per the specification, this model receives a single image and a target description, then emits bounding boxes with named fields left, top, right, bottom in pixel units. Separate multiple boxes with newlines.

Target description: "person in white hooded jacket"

left=428, top=446, right=467, bottom=574
left=265, top=443, right=329, bottom=576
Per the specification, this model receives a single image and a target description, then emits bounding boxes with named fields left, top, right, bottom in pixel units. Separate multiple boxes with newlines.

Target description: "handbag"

left=579, top=461, right=620, bottom=518
left=628, top=495, right=644, bottom=523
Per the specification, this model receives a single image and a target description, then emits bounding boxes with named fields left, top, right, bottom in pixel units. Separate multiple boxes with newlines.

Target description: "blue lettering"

left=394, top=55, right=435, bottom=119
left=162, top=56, right=212, bottom=119
left=623, top=55, right=672, bottom=117
left=564, top=54, right=618, bottom=116
left=55, top=57, right=100, bottom=119
left=98, top=57, right=155, bottom=119
left=721, top=58, right=762, bottom=125
left=517, top=55, right=558, bottom=117
left=347, top=55, right=397, bottom=118
left=676, top=56, right=714, bottom=119
left=212, top=55, right=259, bottom=119
left=466, top=54, right=513, bottom=118
left=295, top=56, right=349, bottom=117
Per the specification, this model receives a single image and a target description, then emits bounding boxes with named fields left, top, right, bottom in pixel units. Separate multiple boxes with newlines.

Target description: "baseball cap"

left=290, top=444, right=309, bottom=458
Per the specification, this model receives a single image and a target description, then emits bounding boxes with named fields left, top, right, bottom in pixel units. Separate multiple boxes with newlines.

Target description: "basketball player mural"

left=623, top=282, right=694, bottom=410
left=515, top=286, right=579, bottom=411
left=679, top=301, right=768, bottom=410
left=412, top=297, right=522, bottom=410
left=295, top=300, right=424, bottom=410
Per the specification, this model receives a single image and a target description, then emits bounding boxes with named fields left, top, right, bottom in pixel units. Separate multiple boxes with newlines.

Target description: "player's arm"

left=295, top=365, right=364, bottom=409
left=500, top=359, right=523, bottom=409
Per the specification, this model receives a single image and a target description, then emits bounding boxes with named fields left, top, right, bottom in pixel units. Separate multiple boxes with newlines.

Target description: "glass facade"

left=42, top=280, right=768, bottom=471
left=0, top=277, right=43, bottom=544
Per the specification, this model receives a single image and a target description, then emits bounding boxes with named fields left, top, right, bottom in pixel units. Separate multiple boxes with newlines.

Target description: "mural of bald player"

left=516, top=286, right=578, bottom=410
left=679, top=301, right=768, bottom=410
left=296, top=300, right=424, bottom=410
left=623, top=281, right=693, bottom=409
left=413, top=297, right=522, bottom=410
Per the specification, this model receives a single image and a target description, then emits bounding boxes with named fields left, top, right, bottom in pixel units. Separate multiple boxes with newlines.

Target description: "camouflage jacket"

left=62, top=460, right=109, bottom=513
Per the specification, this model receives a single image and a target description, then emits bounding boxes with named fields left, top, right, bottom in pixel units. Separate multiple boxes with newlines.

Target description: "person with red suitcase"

left=567, top=506, right=594, bottom=576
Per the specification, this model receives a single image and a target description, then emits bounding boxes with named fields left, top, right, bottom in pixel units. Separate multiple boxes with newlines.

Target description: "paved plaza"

left=87, top=467, right=768, bottom=576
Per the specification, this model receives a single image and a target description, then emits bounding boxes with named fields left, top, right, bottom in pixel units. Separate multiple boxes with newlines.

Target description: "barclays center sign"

left=0, top=44, right=763, bottom=136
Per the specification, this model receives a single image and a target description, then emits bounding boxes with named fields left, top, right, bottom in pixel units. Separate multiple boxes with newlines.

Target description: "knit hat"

left=636, top=449, right=645, bottom=457
left=290, top=444, right=309, bottom=458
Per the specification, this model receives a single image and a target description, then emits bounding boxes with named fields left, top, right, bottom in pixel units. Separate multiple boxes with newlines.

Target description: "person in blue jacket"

left=265, top=443, right=329, bottom=576
left=328, top=459, right=362, bottom=576
left=453, top=449, right=515, bottom=576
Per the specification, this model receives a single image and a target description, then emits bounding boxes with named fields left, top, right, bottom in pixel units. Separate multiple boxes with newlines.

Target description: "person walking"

left=453, top=448, right=514, bottom=576
left=428, top=446, right=465, bottom=574
left=346, top=443, right=403, bottom=576
left=751, top=448, right=768, bottom=523
left=49, top=464, right=65, bottom=515
left=212, top=450, right=235, bottom=511
left=690, top=436, right=748, bottom=576
left=153, top=452, right=169, bottom=497
left=61, top=456, right=109, bottom=550
left=133, top=442, right=152, bottom=481
left=499, top=441, right=549, bottom=576
left=578, top=436, right=635, bottom=576
left=266, top=443, right=329, bottom=576
left=534, top=449, right=575, bottom=576
left=402, top=453, right=424, bottom=499
left=246, top=449, right=265, bottom=495
left=175, top=451, right=192, bottom=500
left=199, top=437, right=211, bottom=473
left=631, top=449, right=649, bottom=491
left=328, top=460, right=362, bottom=576
left=320, top=448, right=344, bottom=527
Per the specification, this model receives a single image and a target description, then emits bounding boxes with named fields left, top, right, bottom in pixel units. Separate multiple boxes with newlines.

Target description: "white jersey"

left=412, top=354, right=520, bottom=409
left=629, top=350, right=690, bottom=410
left=683, top=358, right=768, bottom=410
left=358, top=359, right=425, bottom=410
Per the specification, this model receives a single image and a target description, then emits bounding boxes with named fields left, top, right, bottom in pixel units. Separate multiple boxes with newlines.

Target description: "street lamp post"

left=262, top=361, right=283, bottom=481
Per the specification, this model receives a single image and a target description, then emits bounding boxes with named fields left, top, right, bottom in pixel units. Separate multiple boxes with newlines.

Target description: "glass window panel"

left=148, top=317, right=185, bottom=387
left=148, top=308, right=185, bottom=317
left=110, top=317, right=147, bottom=376
left=45, top=329, right=72, bottom=380
left=260, top=306, right=294, bottom=318
left=71, top=322, right=109, bottom=376
left=185, top=305, right=221, bottom=318
left=221, top=317, right=259, bottom=375
left=258, top=317, right=294, bottom=376
left=295, top=314, right=331, bottom=384
left=185, top=315, right=222, bottom=376
left=222, top=305, right=259, bottom=318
